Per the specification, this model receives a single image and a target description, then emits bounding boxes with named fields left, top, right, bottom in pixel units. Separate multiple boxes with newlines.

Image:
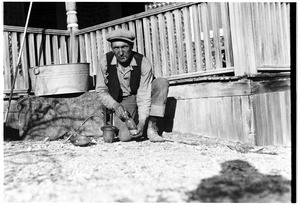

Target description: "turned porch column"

left=65, top=2, right=78, bottom=63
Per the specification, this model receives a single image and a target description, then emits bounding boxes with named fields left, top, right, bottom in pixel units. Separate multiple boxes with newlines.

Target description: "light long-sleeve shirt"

left=95, top=54, right=154, bottom=121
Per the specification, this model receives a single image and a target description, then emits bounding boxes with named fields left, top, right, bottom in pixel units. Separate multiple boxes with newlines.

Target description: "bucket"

left=101, top=125, right=118, bottom=143
left=29, top=63, right=90, bottom=96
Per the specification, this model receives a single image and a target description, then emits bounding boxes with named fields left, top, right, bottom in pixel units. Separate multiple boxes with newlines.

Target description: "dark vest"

left=106, top=51, right=143, bottom=102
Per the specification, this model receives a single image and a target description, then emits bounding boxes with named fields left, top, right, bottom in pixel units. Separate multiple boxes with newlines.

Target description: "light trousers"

left=114, top=77, right=169, bottom=141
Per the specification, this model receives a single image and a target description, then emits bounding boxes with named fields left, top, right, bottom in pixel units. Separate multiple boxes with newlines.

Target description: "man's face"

left=111, top=41, right=132, bottom=64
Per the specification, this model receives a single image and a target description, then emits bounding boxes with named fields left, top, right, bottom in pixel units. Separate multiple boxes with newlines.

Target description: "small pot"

left=70, top=135, right=91, bottom=147
left=101, top=125, right=118, bottom=143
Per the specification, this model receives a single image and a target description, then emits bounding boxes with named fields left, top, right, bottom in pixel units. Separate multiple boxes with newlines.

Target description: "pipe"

left=4, top=2, right=33, bottom=123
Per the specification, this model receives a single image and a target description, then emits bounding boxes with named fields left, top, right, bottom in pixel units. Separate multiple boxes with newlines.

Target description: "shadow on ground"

left=187, top=159, right=291, bottom=203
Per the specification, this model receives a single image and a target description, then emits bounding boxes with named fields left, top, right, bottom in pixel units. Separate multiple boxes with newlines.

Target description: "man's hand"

left=113, top=103, right=126, bottom=120
left=132, top=120, right=146, bottom=138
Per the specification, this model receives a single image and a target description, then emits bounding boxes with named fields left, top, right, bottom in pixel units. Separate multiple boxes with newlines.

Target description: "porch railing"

left=3, top=26, right=70, bottom=93
left=3, top=2, right=291, bottom=94
left=76, top=2, right=234, bottom=80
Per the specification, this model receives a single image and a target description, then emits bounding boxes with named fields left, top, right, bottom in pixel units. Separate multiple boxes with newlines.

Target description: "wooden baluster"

left=166, top=11, right=177, bottom=76
left=158, top=13, right=169, bottom=77
left=150, top=15, right=161, bottom=77
left=174, top=9, right=184, bottom=74
left=191, top=5, right=204, bottom=72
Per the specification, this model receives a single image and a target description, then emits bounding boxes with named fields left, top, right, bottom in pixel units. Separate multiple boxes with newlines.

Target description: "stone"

left=18, top=91, right=105, bottom=140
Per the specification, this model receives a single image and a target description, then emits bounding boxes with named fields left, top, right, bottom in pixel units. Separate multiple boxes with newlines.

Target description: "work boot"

left=147, top=117, right=165, bottom=142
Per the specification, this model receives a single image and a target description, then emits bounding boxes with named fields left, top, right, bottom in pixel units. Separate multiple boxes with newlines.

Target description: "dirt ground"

left=3, top=132, right=292, bottom=203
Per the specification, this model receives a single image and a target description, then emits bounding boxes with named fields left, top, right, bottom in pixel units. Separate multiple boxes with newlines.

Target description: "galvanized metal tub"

left=29, top=63, right=90, bottom=96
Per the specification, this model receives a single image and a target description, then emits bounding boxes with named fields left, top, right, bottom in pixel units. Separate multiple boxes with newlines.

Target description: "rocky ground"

left=3, top=132, right=292, bottom=203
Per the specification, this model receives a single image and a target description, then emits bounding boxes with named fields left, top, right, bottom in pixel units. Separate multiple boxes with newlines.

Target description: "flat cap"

left=106, top=29, right=136, bottom=43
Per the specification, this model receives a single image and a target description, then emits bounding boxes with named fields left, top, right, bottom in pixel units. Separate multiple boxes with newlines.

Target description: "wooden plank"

left=209, top=98, right=217, bottom=137
left=231, top=96, right=243, bottom=141
left=275, top=2, right=285, bottom=65
left=166, top=67, right=234, bottom=81
left=229, top=2, right=257, bottom=75
left=264, top=2, right=273, bottom=65
left=258, top=3, right=267, bottom=66
left=90, top=32, right=98, bottom=76
left=251, top=78, right=290, bottom=94
left=278, top=92, right=291, bottom=145
left=200, top=3, right=212, bottom=70
left=78, top=34, right=86, bottom=62
left=220, top=2, right=233, bottom=68
left=283, top=90, right=291, bottom=145
left=158, top=13, right=169, bottom=77
left=252, top=95, right=264, bottom=146
left=174, top=9, right=185, bottom=74
left=192, top=5, right=204, bottom=72
left=59, top=36, right=68, bottom=64
left=3, top=32, right=11, bottom=90
left=262, top=93, right=272, bottom=145
left=229, top=2, right=244, bottom=75
left=215, top=98, right=222, bottom=138
left=251, top=2, right=262, bottom=66
left=240, top=96, right=253, bottom=144
left=270, top=2, right=279, bottom=65
left=270, top=92, right=283, bottom=145
left=266, top=93, right=275, bottom=145
left=199, top=99, right=206, bottom=135
left=108, top=27, right=113, bottom=34
left=20, top=33, right=29, bottom=90
left=225, top=97, right=235, bottom=141
left=210, top=2, right=222, bottom=69
left=183, top=7, right=194, bottom=73
left=121, top=23, right=128, bottom=30
left=45, top=35, right=52, bottom=65
left=282, top=3, right=290, bottom=65
left=142, top=17, right=153, bottom=61
left=84, top=33, right=93, bottom=75
left=135, top=19, right=144, bottom=55
left=11, top=32, right=21, bottom=90
left=36, top=34, right=44, bottom=66
left=4, top=25, right=69, bottom=35
left=205, top=98, right=213, bottom=137
left=96, top=30, right=104, bottom=60
left=277, top=3, right=287, bottom=64
left=168, top=79, right=252, bottom=99
left=69, top=32, right=78, bottom=63
left=52, top=35, right=59, bottom=64
left=128, top=21, right=137, bottom=51
left=219, top=97, right=228, bottom=140
left=166, top=11, right=177, bottom=76
left=242, top=3, right=257, bottom=74
left=194, top=99, right=201, bottom=133
left=28, top=33, right=36, bottom=67
left=102, top=28, right=110, bottom=53
left=150, top=15, right=161, bottom=77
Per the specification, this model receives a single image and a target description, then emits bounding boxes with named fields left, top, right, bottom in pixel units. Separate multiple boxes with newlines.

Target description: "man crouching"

left=96, top=29, right=169, bottom=142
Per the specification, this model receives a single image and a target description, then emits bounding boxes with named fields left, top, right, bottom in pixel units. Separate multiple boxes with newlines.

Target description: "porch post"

left=65, top=2, right=78, bottom=31
left=228, top=2, right=257, bottom=76
left=65, top=2, right=78, bottom=63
